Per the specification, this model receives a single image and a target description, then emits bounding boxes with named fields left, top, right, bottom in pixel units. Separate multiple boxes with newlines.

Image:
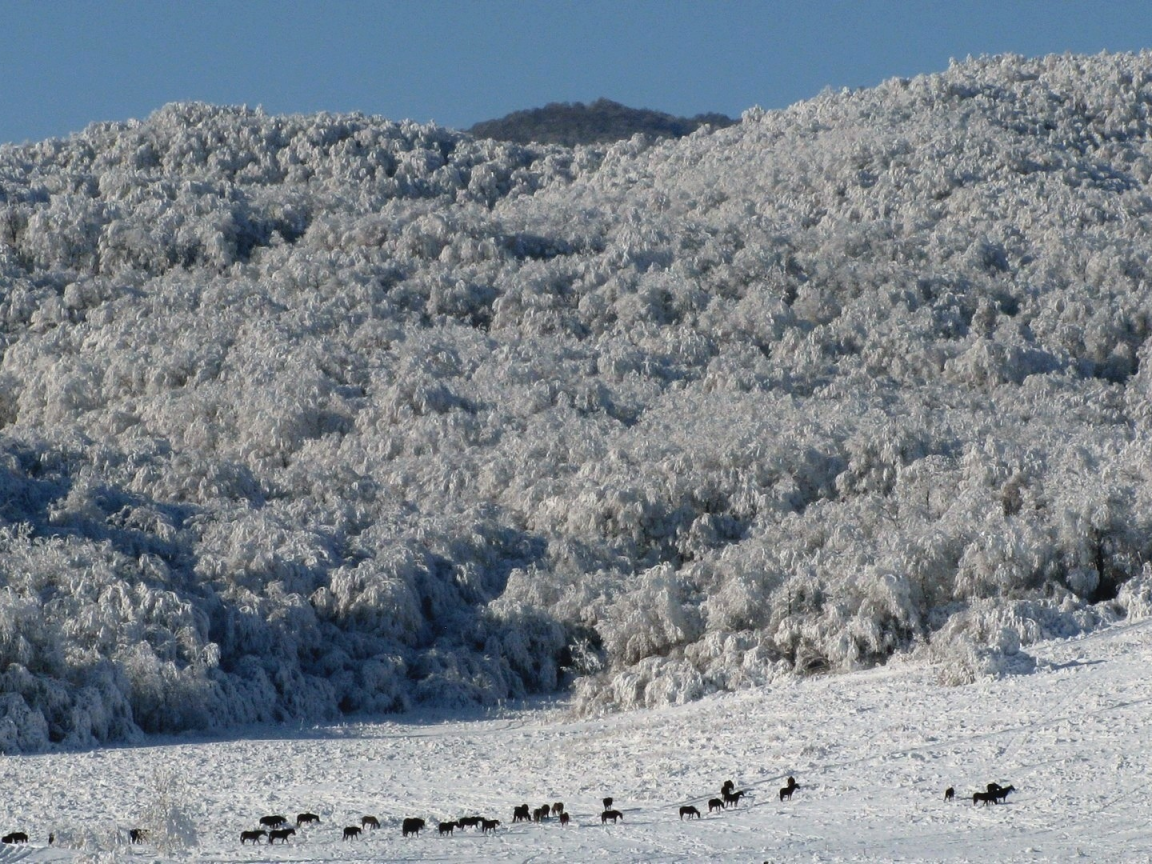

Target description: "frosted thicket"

left=2, top=53, right=1152, bottom=747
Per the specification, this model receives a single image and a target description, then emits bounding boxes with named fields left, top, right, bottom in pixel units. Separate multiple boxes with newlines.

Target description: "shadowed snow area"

left=2, top=51, right=1152, bottom=747
left=2, top=621, right=1151, bottom=861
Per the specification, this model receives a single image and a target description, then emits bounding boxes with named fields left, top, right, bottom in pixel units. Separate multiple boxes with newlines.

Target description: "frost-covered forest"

left=2, top=52, right=1152, bottom=751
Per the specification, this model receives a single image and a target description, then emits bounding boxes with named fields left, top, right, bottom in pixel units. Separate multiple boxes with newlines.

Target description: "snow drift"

left=2, top=52, right=1152, bottom=749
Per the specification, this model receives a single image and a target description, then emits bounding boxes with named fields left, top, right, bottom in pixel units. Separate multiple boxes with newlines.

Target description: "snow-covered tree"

left=2, top=52, right=1152, bottom=743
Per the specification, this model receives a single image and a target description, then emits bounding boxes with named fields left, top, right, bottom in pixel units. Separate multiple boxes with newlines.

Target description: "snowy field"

left=2, top=619, right=1150, bottom=863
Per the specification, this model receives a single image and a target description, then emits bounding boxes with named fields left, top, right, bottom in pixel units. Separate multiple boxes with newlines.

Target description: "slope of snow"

left=2, top=619, right=1150, bottom=862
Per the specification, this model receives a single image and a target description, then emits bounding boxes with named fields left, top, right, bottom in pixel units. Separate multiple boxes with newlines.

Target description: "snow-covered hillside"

left=4, top=618, right=1152, bottom=862
left=2, top=51, right=1152, bottom=748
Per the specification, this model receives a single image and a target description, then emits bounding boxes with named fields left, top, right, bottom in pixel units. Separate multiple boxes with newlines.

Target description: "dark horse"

left=296, top=812, right=320, bottom=827
left=342, top=826, right=361, bottom=840
left=780, top=776, right=799, bottom=801
left=513, top=804, right=531, bottom=823
left=240, top=829, right=266, bottom=844
left=402, top=817, right=426, bottom=837
left=987, top=783, right=1015, bottom=803
left=1, top=833, right=28, bottom=844
left=601, top=809, right=623, bottom=824
left=679, top=805, right=701, bottom=820
left=723, top=789, right=746, bottom=807
left=268, top=828, right=295, bottom=844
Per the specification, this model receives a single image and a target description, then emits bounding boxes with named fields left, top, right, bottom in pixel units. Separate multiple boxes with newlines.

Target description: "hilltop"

left=467, top=98, right=735, bottom=145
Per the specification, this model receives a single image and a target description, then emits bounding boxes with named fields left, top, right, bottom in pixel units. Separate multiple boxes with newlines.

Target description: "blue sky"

left=2, top=0, right=1152, bottom=146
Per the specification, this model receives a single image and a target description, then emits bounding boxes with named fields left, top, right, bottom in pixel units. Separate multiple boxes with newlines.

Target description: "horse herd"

left=225, top=781, right=804, bottom=846
left=231, top=796, right=630, bottom=844
left=944, top=782, right=1016, bottom=806
left=0, top=775, right=1016, bottom=848
left=676, top=776, right=800, bottom=821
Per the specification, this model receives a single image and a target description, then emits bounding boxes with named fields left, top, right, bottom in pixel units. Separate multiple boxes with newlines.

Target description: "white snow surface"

left=3, top=619, right=1150, bottom=862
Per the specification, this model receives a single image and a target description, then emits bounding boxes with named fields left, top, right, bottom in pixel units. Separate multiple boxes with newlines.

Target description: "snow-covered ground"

left=3, top=618, right=1150, bottom=863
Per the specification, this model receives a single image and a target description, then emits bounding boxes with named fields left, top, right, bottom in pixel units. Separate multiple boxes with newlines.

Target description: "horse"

left=457, top=816, right=482, bottom=830
left=1, top=833, right=28, bottom=844
left=679, top=805, right=701, bottom=820
left=128, top=828, right=148, bottom=844
left=780, top=777, right=799, bottom=801
left=944, top=787, right=955, bottom=801
left=259, top=815, right=288, bottom=829
left=402, top=817, right=426, bottom=837
left=603, top=796, right=613, bottom=809
left=268, top=828, right=295, bottom=844
left=240, top=829, right=267, bottom=844
left=721, top=780, right=734, bottom=794
left=559, top=812, right=571, bottom=826
left=551, top=802, right=565, bottom=816
left=601, top=809, right=623, bottom=824
left=481, top=818, right=500, bottom=833
left=296, top=812, right=320, bottom=827
left=342, top=826, right=362, bottom=840
left=708, top=797, right=724, bottom=813
left=513, top=804, right=531, bottom=823
left=972, top=791, right=997, bottom=806
left=361, top=815, right=379, bottom=830
left=723, top=789, right=746, bottom=807
left=990, top=784, right=1015, bottom=803
left=438, top=821, right=456, bottom=835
